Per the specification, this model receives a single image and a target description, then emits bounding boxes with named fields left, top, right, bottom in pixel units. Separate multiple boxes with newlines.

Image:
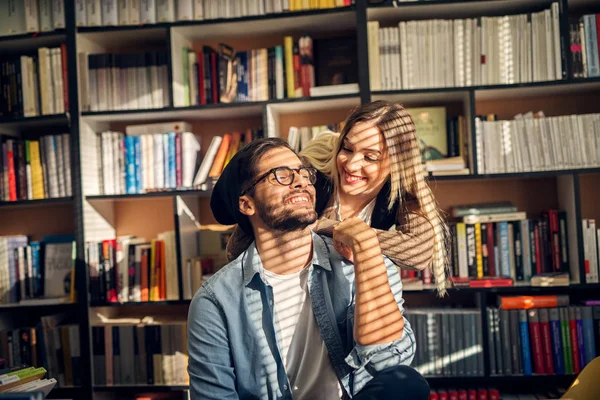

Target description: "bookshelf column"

left=65, top=1, right=93, bottom=398
left=356, top=0, right=371, bottom=104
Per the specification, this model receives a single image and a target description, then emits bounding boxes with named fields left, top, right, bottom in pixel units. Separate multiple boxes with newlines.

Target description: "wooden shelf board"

left=0, top=30, right=66, bottom=52
left=0, top=197, right=73, bottom=209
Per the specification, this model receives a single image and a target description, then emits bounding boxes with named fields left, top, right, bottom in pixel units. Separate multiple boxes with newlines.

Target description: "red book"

left=458, top=390, right=468, bottom=400
left=569, top=307, right=581, bottom=373
left=470, top=277, right=513, bottom=288
left=468, top=390, right=477, bottom=400
left=548, top=209, right=561, bottom=272
left=539, top=309, right=555, bottom=374
left=528, top=309, right=546, bottom=374
left=449, top=389, right=459, bottom=400
left=429, top=391, right=439, bottom=400
left=488, top=389, right=500, bottom=400
left=60, top=44, right=69, bottom=110
left=478, top=389, right=488, bottom=400
left=175, top=133, right=182, bottom=188
left=6, top=141, right=16, bottom=201
left=439, top=390, right=449, bottom=400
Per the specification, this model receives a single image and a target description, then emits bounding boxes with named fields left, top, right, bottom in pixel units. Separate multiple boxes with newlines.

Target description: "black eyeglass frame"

left=240, top=166, right=318, bottom=196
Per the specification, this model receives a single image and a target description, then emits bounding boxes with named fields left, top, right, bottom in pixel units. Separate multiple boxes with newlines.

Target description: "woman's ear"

left=239, top=195, right=255, bottom=217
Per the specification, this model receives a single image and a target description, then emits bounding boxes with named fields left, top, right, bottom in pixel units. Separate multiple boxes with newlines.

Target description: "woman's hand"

left=332, top=217, right=378, bottom=263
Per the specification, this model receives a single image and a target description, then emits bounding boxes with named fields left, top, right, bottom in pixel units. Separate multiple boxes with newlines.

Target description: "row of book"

left=0, top=134, right=72, bottom=202
left=408, top=309, right=484, bottom=377
left=1, top=46, right=68, bottom=118
left=570, top=14, right=600, bottom=79
left=1, top=314, right=80, bottom=389
left=0, top=0, right=64, bottom=36
left=429, top=388, right=567, bottom=400
left=582, top=219, right=600, bottom=284
left=92, top=323, right=189, bottom=386
left=487, top=301, right=599, bottom=376
left=448, top=208, right=570, bottom=282
left=287, top=123, right=343, bottom=152
left=83, top=51, right=170, bottom=112
left=86, top=233, right=179, bottom=304
left=368, top=3, right=562, bottom=90
left=0, top=235, right=75, bottom=305
left=476, top=112, right=600, bottom=175
left=75, top=0, right=350, bottom=28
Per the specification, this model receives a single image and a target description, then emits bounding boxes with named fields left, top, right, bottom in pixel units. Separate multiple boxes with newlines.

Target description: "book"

left=406, top=107, right=448, bottom=161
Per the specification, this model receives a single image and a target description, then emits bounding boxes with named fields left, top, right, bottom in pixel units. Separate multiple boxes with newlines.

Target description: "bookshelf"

left=1, top=0, right=599, bottom=398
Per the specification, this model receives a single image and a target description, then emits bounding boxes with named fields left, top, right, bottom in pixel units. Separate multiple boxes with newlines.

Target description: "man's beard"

left=256, top=192, right=317, bottom=232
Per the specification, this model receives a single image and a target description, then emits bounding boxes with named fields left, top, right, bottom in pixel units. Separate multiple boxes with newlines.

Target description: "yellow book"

left=284, top=36, right=295, bottom=99
left=475, top=223, right=483, bottom=278
left=61, top=326, right=74, bottom=387
left=310, top=0, right=318, bottom=8
left=301, top=0, right=309, bottom=10
left=29, top=141, right=45, bottom=199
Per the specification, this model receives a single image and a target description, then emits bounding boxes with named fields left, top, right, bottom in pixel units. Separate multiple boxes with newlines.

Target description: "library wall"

left=579, top=173, right=600, bottom=222
left=0, top=204, right=74, bottom=242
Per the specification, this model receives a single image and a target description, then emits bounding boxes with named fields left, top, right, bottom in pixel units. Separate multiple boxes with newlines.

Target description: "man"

left=188, top=138, right=428, bottom=399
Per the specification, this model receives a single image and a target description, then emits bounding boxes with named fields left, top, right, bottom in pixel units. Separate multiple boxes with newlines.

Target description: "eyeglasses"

left=240, top=166, right=317, bottom=196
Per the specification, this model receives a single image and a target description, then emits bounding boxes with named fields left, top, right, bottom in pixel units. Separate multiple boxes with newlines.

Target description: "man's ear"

left=239, top=195, right=255, bottom=217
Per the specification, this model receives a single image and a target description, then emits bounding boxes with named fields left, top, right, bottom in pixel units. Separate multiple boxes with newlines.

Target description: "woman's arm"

left=315, top=206, right=434, bottom=271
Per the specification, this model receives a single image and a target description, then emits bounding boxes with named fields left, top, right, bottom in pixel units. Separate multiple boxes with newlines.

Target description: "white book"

left=140, top=0, right=156, bottom=23
left=20, top=57, right=33, bottom=117
left=551, top=3, right=562, bottom=80
left=193, top=135, right=221, bottom=186
left=118, top=0, right=129, bottom=25
left=55, top=134, right=66, bottom=197
left=140, top=135, right=148, bottom=190
left=398, top=21, right=407, bottom=89
left=25, top=0, right=40, bottom=32
left=125, top=121, right=192, bottom=135
left=102, top=0, right=119, bottom=25
left=86, top=0, right=102, bottom=26
left=38, top=48, right=53, bottom=115
left=193, top=0, right=204, bottom=20
left=46, top=136, right=59, bottom=197
left=177, top=0, right=193, bottom=20
left=128, top=0, right=141, bottom=24
left=544, top=9, right=555, bottom=81
left=157, top=0, right=175, bottom=22
left=62, top=134, right=72, bottom=196
left=182, top=132, right=200, bottom=187
left=52, top=48, right=65, bottom=113
left=188, top=52, right=198, bottom=105
left=52, top=0, right=65, bottom=28
left=5, top=0, right=26, bottom=34
left=149, top=53, right=161, bottom=108
left=39, top=0, right=53, bottom=31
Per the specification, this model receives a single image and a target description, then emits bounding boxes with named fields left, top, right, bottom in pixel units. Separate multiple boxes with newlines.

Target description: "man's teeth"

left=288, top=196, right=308, bottom=204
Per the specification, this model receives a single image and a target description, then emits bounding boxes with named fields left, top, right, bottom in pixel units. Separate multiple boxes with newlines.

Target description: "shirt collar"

left=242, top=230, right=332, bottom=287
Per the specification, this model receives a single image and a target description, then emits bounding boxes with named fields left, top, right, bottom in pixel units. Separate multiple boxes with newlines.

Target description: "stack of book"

left=0, top=0, right=65, bottom=36
left=287, top=122, right=344, bottom=152
left=0, top=365, right=55, bottom=396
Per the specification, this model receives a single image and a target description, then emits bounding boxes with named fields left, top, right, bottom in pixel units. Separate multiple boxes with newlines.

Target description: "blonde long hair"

left=301, top=101, right=450, bottom=295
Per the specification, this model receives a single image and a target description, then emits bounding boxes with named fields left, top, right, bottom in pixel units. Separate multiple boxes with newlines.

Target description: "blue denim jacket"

left=187, top=232, right=415, bottom=399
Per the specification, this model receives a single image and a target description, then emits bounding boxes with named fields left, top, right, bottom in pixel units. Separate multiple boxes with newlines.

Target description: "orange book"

left=498, top=295, right=569, bottom=310
left=140, top=247, right=149, bottom=302
left=150, top=240, right=159, bottom=301
left=223, top=132, right=241, bottom=167
left=208, top=133, right=232, bottom=178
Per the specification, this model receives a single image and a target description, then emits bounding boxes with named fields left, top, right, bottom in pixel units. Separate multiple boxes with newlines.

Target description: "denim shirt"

left=187, top=232, right=415, bottom=399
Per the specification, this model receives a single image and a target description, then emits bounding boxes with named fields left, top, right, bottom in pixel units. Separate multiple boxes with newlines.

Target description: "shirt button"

left=283, top=384, right=288, bottom=390
left=316, top=270, right=321, bottom=274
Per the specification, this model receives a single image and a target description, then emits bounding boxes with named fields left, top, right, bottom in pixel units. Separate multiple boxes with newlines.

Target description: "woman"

left=227, top=100, right=450, bottom=295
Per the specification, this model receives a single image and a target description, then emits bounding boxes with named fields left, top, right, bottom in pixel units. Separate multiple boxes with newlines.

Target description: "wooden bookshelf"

left=2, top=0, right=599, bottom=397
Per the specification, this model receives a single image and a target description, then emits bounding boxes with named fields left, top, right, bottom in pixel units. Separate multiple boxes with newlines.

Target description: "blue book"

left=519, top=310, right=533, bottom=375
left=134, top=136, right=142, bottom=194
left=584, top=15, right=600, bottom=77
left=497, top=222, right=510, bottom=277
left=549, top=308, right=565, bottom=374
left=574, top=307, right=586, bottom=370
left=168, top=132, right=176, bottom=188
left=125, top=136, right=136, bottom=194
left=30, top=242, right=41, bottom=297
left=162, top=134, right=169, bottom=188
left=582, top=306, right=597, bottom=366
